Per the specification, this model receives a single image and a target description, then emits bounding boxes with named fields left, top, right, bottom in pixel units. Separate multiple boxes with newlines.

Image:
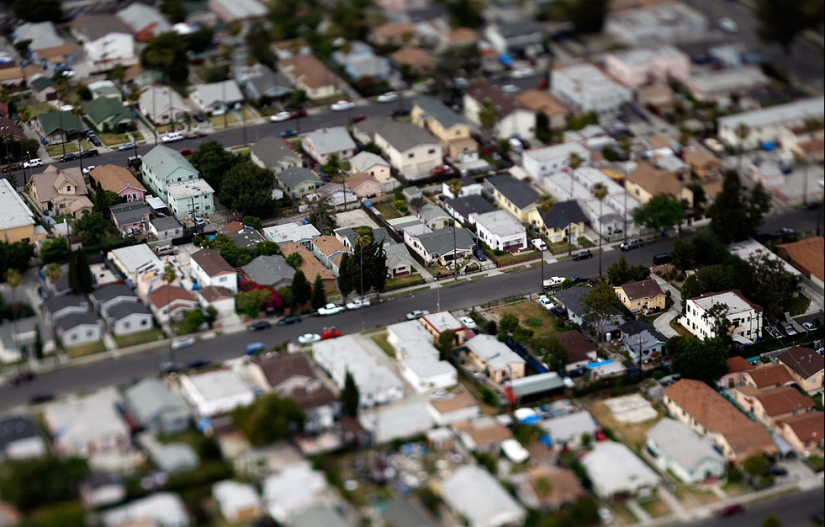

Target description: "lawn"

left=46, top=143, right=79, bottom=156
left=371, top=333, right=396, bottom=358
left=66, top=340, right=107, bottom=358
left=491, top=300, right=557, bottom=338
left=789, top=294, right=811, bottom=316
left=721, top=480, right=749, bottom=496
left=577, top=236, right=594, bottom=248
left=24, top=102, right=58, bottom=117
left=385, top=273, right=425, bottom=291
left=210, top=113, right=239, bottom=129
left=585, top=399, right=662, bottom=449
left=113, top=328, right=165, bottom=348
left=669, top=318, right=695, bottom=339
left=690, top=489, right=720, bottom=505
left=98, top=133, right=134, bottom=147
left=638, top=497, right=670, bottom=518
left=806, top=456, right=824, bottom=472
left=374, top=202, right=403, bottom=219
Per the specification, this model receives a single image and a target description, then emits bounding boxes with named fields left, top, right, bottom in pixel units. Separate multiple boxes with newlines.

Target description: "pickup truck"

left=345, top=298, right=371, bottom=310
left=317, top=303, right=345, bottom=316
left=543, top=277, right=564, bottom=289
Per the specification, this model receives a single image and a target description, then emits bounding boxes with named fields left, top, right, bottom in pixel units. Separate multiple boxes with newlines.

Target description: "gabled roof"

left=190, top=80, right=244, bottom=106
left=412, top=227, right=475, bottom=256
left=0, top=415, right=41, bottom=454
left=349, top=151, right=389, bottom=172
left=443, top=194, right=496, bottom=217
left=375, top=120, right=440, bottom=153
left=198, top=286, right=234, bottom=303
left=251, top=136, right=300, bottom=169
left=312, top=235, right=347, bottom=257
left=552, top=286, right=589, bottom=316
left=746, top=386, right=813, bottom=417
left=116, top=4, right=172, bottom=34
left=105, top=301, right=151, bottom=322
left=29, top=75, right=53, bottom=92
left=414, top=95, right=470, bottom=129
left=279, top=55, right=341, bottom=89
left=776, top=237, right=824, bottom=283
left=515, top=90, right=570, bottom=118
left=417, top=203, right=450, bottom=223
left=71, top=14, right=132, bottom=41
left=466, top=80, right=527, bottom=118
left=486, top=174, right=539, bottom=210
left=628, top=161, right=686, bottom=198
left=90, top=164, right=146, bottom=195
left=45, top=293, right=87, bottom=315
left=110, top=201, right=150, bottom=225
left=84, top=97, right=133, bottom=126
left=617, top=278, right=665, bottom=300
left=37, top=111, right=84, bottom=136
left=744, top=364, right=794, bottom=388
left=151, top=216, right=182, bottom=231
left=304, top=127, right=356, bottom=156
left=777, top=346, right=825, bottom=379
left=278, top=167, right=321, bottom=188
left=90, top=282, right=135, bottom=304
left=646, top=418, right=724, bottom=472
left=253, top=352, right=315, bottom=389
left=554, top=330, right=597, bottom=363
left=778, top=411, right=824, bottom=444
left=149, top=285, right=197, bottom=309
left=142, top=145, right=198, bottom=181
left=54, top=311, right=100, bottom=331
left=619, top=319, right=667, bottom=343
left=390, top=46, right=436, bottom=69
left=726, top=356, right=755, bottom=374
left=191, top=249, right=235, bottom=277
left=464, top=334, right=525, bottom=371
left=345, top=171, right=380, bottom=192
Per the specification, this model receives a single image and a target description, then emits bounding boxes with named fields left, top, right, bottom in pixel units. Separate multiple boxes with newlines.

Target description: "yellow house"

left=535, top=200, right=588, bottom=243
left=412, top=95, right=478, bottom=159
left=486, top=174, right=538, bottom=224
left=614, top=279, right=666, bottom=314
left=0, top=178, right=46, bottom=244
left=626, top=162, right=693, bottom=207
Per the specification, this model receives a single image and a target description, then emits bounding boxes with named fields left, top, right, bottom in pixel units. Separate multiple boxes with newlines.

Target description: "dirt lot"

left=585, top=398, right=663, bottom=449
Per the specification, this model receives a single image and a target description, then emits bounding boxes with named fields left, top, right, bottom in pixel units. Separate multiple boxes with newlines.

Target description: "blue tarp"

left=586, top=360, right=613, bottom=370
left=499, top=54, right=514, bottom=66
left=760, top=141, right=776, bottom=151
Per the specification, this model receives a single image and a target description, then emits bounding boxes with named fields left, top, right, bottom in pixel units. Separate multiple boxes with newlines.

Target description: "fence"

left=477, top=293, right=535, bottom=311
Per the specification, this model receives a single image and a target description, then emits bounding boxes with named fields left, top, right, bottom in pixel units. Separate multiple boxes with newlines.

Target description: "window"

left=123, top=322, right=130, bottom=329
left=408, top=153, right=414, bottom=158
left=141, top=319, right=148, bottom=326
left=86, top=330, right=93, bottom=336
left=427, top=149, right=435, bottom=154
left=67, top=186, right=71, bottom=192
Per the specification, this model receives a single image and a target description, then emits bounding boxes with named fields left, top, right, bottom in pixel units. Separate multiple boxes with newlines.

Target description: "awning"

left=771, top=432, right=794, bottom=456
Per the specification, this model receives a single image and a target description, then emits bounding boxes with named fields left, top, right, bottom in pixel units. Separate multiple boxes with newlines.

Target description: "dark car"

left=79, top=149, right=99, bottom=158
left=179, top=147, right=193, bottom=156
left=572, top=250, right=592, bottom=261
left=280, top=129, right=299, bottom=138
left=89, top=135, right=102, bottom=147
left=351, top=115, right=368, bottom=124
left=290, top=109, right=307, bottom=119
left=391, top=108, right=410, bottom=118
left=8, top=371, right=35, bottom=386
left=193, top=113, right=205, bottom=123
left=59, top=153, right=77, bottom=162
left=570, top=276, right=588, bottom=284
left=29, top=393, right=55, bottom=404
left=249, top=321, right=272, bottom=332
left=766, top=465, right=788, bottom=476
left=278, top=314, right=302, bottom=325
left=473, top=248, right=487, bottom=261
left=159, top=362, right=183, bottom=375
left=716, top=504, right=745, bottom=517
left=2, top=163, right=22, bottom=172
left=187, top=359, right=212, bottom=369
left=549, top=307, right=568, bottom=319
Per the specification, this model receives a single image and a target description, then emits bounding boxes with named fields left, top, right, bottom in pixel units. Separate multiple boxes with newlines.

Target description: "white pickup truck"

left=317, top=303, right=345, bottom=316
left=543, top=276, right=565, bottom=289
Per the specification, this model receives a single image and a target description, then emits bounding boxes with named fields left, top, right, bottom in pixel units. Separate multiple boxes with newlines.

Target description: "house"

left=350, top=151, right=392, bottom=182
left=472, top=210, right=527, bottom=253
left=442, top=195, right=496, bottom=226
left=55, top=312, right=103, bottom=348
left=360, top=401, right=434, bottom=444
left=43, top=387, right=130, bottom=457
left=116, top=4, right=172, bottom=42
left=775, top=411, right=824, bottom=456
left=90, top=281, right=144, bottom=313
left=412, top=95, right=478, bottom=159
left=0, top=179, right=46, bottom=244
left=683, top=149, right=722, bottom=178
left=453, top=417, right=512, bottom=454
left=346, top=172, right=383, bottom=198
left=236, top=64, right=294, bottom=101
left=684, top=67, right=771, bottom=103
left=404, top=227, right=475, bottom=266
left=484, top=18, right=545, bottom=56
left=222, top=223, right=265, bottom=250
left=734, top=385, right=814, bottom=427
left=180, top=368, right=255, bottom=418
left=196, top=286, right=235, bottom=319
left=311, top=183, right=358, bottom=210
left=537, top=200, right=588, bottom=243
left=311, top=235, right=348, bottom=270
left=505, top=372, right=566, bottom=402
left=271, top=38, right=312, bottom=60
left=89, top=165, right=146, bottom=202
left=485, top=174, right=539, bottom=223
left=515, top=90, right=571, bottom=130
left=25, top=165, right=92, bottom=218
left=279, top=55, right=346, bottom=101
left=241, top=255, right=292, bottom=289
left=141, top=145, right=200, bottom=199
left=30, top=75, right=57, bottom=102
left=102, top=492, right=189, bottom=527
left=263, top=222, right=321, bottom=245
left=190, top=249, right=238, bottom=294
left=614, top=279, right=666, bottom=314
left=276, top=167, right=322, bottom=200
left=124, top=64, right=163, bottom=87
left=189, top=80, right=244, bottom=116
left=464, top=80, right=536, bottom=140
left=0, top=65, right=23, bottom=86
left=363, top=119, right=443, bottom=178
left=776, top=237, right=824, bottom=288
left=604, top=46, right=690, bottom=89
left=417, top=203, right=452, bottom=230
left=109, top=244, right=165, bottom=287
left=718, top=356, right=756, bottom=389
left=84, top=97, right=134, bottom=132
left=70, top=15, right=136, bottom=71
left=427, top=392, right=480, bottom=426
left=45, top=294, right=90, bottom=323
left=645, top=418, right=726, bottom=484
left=776, top=346, right=824, bottom=392
left=250, top=136, right=302, bottom=174
left=302, top=127, right=356, bottom=165
left=80, top=474, right=127, bottom=510
left=166, top=179, right=216, bottom=221
left=390, top=46, right=436, bottom=73
left=681, top=289, right=763, bottom=343
left=331, top=41, right=392, bottom=80
left=583, top=441, right=659, bottom=498
left=441, top=465, right=526, bottom=527
left=103, top=301, right=153, bottom=337
left=312, top=335, right=404, bottom=407
left=0, top=415, right=47, bottom=460
left=148, top=285, right=199, bottom=324
left=123, top=378, right=191, bottom=434
left=521, top=143, right=591, bottom=182
left=552, top=286, right=590, bottom=326
left=288, top=506, right=353, bottom=527
left=514, top=466, right=587, bottom=512
left=138, top=85, right=195, bottom=125
left=550, top=64, right=633, bottom=116
left=741, top=364, right=795, bottom=390
left=278, top=243, right=336, bottom=293
left=110, top=202, right=151, bottom=236
left=420, top=311, right=468, bottom=345
left=626, top=162, right=693, bottom=207
left=442, top=176, right=483, bottom=198
left=554, top=330, right=598, bottom=373
left=465, top=334, right=526, bottom=383
left=263, top=462, right=332, bottom=523
left=717, top=97, right=824, bottom=150
left=663, top=379, right=778, bottom=462
left=213, top=481, right=263, bottom=524
left=35, top=111, right=85, bottom=145
left=150, top=216, right=184, bottom=241
left=385, top=243, right=415, bottom=278
left=370, top=21, right=415, bottom=45
left=538, top=410, right=599, bottom=449
left=620, top=320, right=667, bottom=363
left=13, top=22, right=74, bottom=72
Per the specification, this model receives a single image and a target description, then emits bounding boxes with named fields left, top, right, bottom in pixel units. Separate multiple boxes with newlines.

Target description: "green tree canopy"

left=39, top=238, right=69, bottom=264
left=189, top=141, right=241, bottom=191
left=246, top=21, right=278, bottom=68
left=286, top=252, right=304, bottom=268
left=755, top=0, right=823, bottom=54
left=708, top=170, right=772, bottom=243
left=243, top=216, right=263, bottom=230
left=342, top=370, right=360, bottom=417
left=743, top=453, right=770, bottom=477
left=337, top=253, right=355, bottom=299
left=232, top=393, right=305, bottom=446
left=73, top=211, right=111, bottom=247
left=632, top=195, right=685, bottom=231
left=444, top=0, right=485, bottom=28
left=437, top=330, right=457, bottom=360
left=269, top=0, right=323, bottom=39
left=670, top=337, right=729, bottom=384
left=311, top=274, right=327, bottom=310
left=159, top=0, right=187, bottom=22
left=236, top=289, right=273, bottom=318
left=140, top=32, right=189, bottom=84
left=563, top=0, right=610, bottom=34
left=291, top=270, right=312, bottom=306
left=186, top=27, right=215, bottom=54
left=220, top=162, right=276, bottom=218
left=11, top=0, right=62, bottom=22
left=760, top=514, right=783, bottom=527
left=582, top=281, right=624, bottom=340
left=0, top=241, right=34, bottom=276
left=747, top=252, right=801, bottom=322
left=606, top=256, right=650, bottom=286
left=0, top=455, right=89, bottom=511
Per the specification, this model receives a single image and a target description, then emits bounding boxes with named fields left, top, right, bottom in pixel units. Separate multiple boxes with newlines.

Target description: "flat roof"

left=718, top=97, right=824, bottom=130
left=186, top=369, right=252, bottom=401
left=0, top=178, right=36, bottom=230
left=166, top=179, right=215, bottom=198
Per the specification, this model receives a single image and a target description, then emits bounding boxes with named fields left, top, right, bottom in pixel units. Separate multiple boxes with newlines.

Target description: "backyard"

left=584, top=398, right=662, bottom=450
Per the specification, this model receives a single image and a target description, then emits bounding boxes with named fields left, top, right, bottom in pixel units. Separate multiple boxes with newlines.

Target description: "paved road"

left=685, top=487, right=823, bottom=527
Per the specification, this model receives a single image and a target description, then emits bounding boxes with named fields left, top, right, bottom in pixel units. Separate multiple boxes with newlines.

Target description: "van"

left=154, top=245, right=176, bottom=256
left=653, top=253, right=672, bottom=265
left=531, top=238, right=547, bottom=251
left=620, top=238, right=644, bottom=252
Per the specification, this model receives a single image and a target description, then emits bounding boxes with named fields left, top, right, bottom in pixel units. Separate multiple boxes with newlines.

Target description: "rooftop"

left=608, top=45, right=687, bottom=65
left=185, top=369, right=253, bottom=401
left=414, top=95, right=470, bottom=129
left=718, top=97, right=824, bottom=131
left=778, top=411, right=824, bottom=444
left=776, top=237, right=824, bottom=283
left=109, top=243, right=162, bottom=275
left=90, top=164, right=145, bottom=194
left=617, top=278, right=664, bottom=300
left=443, top=194, right=496, bottom=217
left=538, top=410, right=598, bottom=444
left=421, top=311, right=463, bottom=334
left=71, top=14, right=132, bottom=41
left=413, top=227, right=476, bottom=256
left=110, top=202, right=150, bottom=225
left=166, top=179, right=215, bottom=199
left=582, top=441, right=660, bottom=498
left=777, top=346, right=824, bottom=380
left=471, top=210, right=525, bottom=237
left=441, top=465, right=525, bottom=527
left=44, top=387, right=128, bottom=450
left=191, top=249, right=235, bottom=277
left=465, top=334, right=525, bottom=371
left=552, top=63, right=629, bottom=96
left=486, top=174, right=539, bottom=210
left=646, top=418, right=724, bottom=472
left=250, top=135, right=300, bottom=169
left=690, top=289, right=762, bottom=315
left=0, top=179, right=36, bottom=231
left=142, top=145, right=198, bottom=182
left=554, top=330, right=597, bottom=363
left=263, top=222, right=321, bottom=245
left=243, top=255, right=293, bottom=286
left=745, top=386, right=813, bottom=416
left=515, top=89, right=570, bottom=118
left=123, top=378, right=189, bottom=426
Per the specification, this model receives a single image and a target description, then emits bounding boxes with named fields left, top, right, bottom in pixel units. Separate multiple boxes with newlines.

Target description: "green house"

left=85, top=97, right=135, bottom=133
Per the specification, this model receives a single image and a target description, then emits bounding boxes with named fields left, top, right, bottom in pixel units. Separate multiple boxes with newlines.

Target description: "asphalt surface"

left=685, top=487, right=824, bottom=527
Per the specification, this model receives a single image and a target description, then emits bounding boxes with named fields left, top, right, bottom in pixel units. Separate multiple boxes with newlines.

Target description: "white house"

left=441, top=465, right=526, bottom=527
left=0, top=415, right=48, bottom=460
left=464, top=334, right=526, bottom=384
left=189, top=80, right=244, bottom=115
left=262, top=462, right=329, bottom=523
left=359, top=401, right=435, bottom=444
left=166, top=179, right=216, bottom=221
left=138, top=85, right=195, bottom=125
left=604, top=46, right=690, bottom=89
left=680, top=289, right=763, bottom=343
left=550, top=64, right=633, bottom=116
left=442, top=176, right=483, bottom=198
left=386, top=321, right=457, bottom=393
left=463, top=80, right=536, bottom=140
left=149, top=216, right=184, bottom=241
left=54, top=312, right=102, bottom=348
left=522, top=143, right=591, bottom=182
left=179, top=369, right=255, bottom=418
left=302, top=127, right=357, bottom=164
left=262, top=222, right=322, bottom=245
left=471, top=210, right=527, bottom=252
left=646, top=418, right=726, bottom=484
left=103, top=493, right=189, bottom=527
left=103, top=302, right=154, bottom=337
left=189, top=249, right=238, bottom=294
left=717, top=97, right=824, bottom=150
left=427, top=392, right=480, bottom=426
left=581, top=441, right=660, bottom=498
left=213, top=480, right=263, bottom=524
left=70, top=15, right=136, bottom=71
left=43, top=387, right=130, bottom=457
left=109, top=244, right=164, bottom=286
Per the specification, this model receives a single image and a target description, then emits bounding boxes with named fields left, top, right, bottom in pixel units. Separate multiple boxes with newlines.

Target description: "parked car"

left=23, top=158, right=43, bottom=168
left=161, top=132, right=183, bottom=143
left=81, top=165, right=96, bottom=174
left=318, top=303, right=345, bottom=316
left=502, top=84, right=520, bottom=94
left=193, top=113, right=205, bottom=123
left=572, top=250, right=592, bottom=261
left=245, top=342, right=265, bottom=355
left=89, top=135, right=102, bottom=147
left=270, top=111, right=292, bottom=122
left=531, top=239, right=547, bottom=251
left=430, top=164, right=454, bottom=176
left=8, top=371, right=34, bottom=386
left=718, top=17, right=738, bottom=32
left=346, top=298, right=370, bottom=310
left=59, top=153, right=77, bottom=162
left=249, top=320, right=272, bottom=332
left=802, top=321, right=816, bottom=331
left=764, top=326, right=782, bottom=339
left=279, top=314, right=301, bottom=325
left=473, top=248, right=487, bottom=261
left=3, top=163, right=22, bottom=172
left=79, top=149, right=99, bottom=158
left=570, top=275, right=588, bottom=284
left=179, top=147, right=193, bottom=156
left=350, top=115, right=368, bottom=124
left=391, top=108, right=410, bottom=118
left=29, top=393, right=55, bottom=404
left=171, top=336, right=196, bottom=350
left=127, top=155, right=142, bottom=166
left=376, top=92, right=398, bottom=102
left=321, top=326, right=341, bottom=339
left=653, top=253, right=672, bottom=265
left=620, top=239, right=644, bottom=252
left=716, top=504, right=745, bottom=517
left=460, top=316, right=477, bottom=329
left=60, top=68, right=75, bottom=78
left=781, top=322, right=797, bottom=336
left=538, top=295, right=554, bottom=310
left=298, top=333, right=321, bottom=344
left=511, top=68, right=534, bottom=78
left=118, top=142, right=138, bottom=151
left=331, top=100, right=355, bottom=111
left=543, top=276, right=564, bottom=289
left=550, top=307, right=568, bottom=319
left=158, top=362, right=183, bottom=375
left=280, top=129, right=298, bottom=138
left=406, top=310, right=430, bottom=320
left=290, top=109, right=307, bottom=119
left=766, top=465, right=788, bottom=476
left=187, top=359, right=212, bottom=369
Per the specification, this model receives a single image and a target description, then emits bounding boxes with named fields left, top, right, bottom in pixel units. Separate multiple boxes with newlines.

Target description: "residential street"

left=683, top=486, right=824, bottom=527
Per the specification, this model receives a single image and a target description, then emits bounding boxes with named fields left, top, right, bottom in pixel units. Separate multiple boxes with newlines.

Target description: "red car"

left=430, top=164, right=453, bottom=176
left=290, top=109, right=307, bottom=119
left=321, top=326, right=341, bottom=340
left=179, top=147, right=193, bottom=156
left=351, top=115, right=368, bottom=124
left=717, top=504, right=745, bottom=517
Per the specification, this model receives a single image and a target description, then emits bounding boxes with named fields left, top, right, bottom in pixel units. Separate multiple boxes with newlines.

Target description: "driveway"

left=651, top=274, right=682, bottom=338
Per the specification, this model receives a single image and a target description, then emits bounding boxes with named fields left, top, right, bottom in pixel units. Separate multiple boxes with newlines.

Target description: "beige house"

left=515, top=90, right=571, bottom=130
left=349, top=151, right=391, bottom=181
left=279, top=55, right=345, bottom=101
left=372, top=120, right=442, bottom=177
left=370, top=22, right=415, bottom=45
left=0, top=178, right=46, bottom=244
left=25, top=165, right=92, bottom=218
left=345, top=172, right=383, bottom=198
left=614, top=279, right=666, bottom=314
left=775, top=411, right=824, bottom=456
left=464, top=334, right=526, bottom=384
left=734, top=385, right=814, bottom=428
left=741, top=364, right=795, bottom=390
left=683, top=149, right=722, bottom=179
left=412, top=95, right=478, bottom=159
left=626, top=162, right=693, bottom=207
left=776, top=346, right=824, bottom=392
left=776, top=237, right=824, bottom=289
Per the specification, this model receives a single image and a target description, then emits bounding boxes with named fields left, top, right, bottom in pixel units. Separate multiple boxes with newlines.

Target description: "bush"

left=486, top=320, right=497, bottom=335
left=299, top=305, right=313, bottom=315
left=727, top=466, right=743, bottom=483
left=477, top=385, right=497, bottom=406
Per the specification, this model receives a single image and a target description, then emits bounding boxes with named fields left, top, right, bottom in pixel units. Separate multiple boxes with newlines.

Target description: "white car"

left=82, top=165, right=96, bottom=175
left=318, top=303, right=345, bottom=316
left=376, top=92, right=398, bottom=103
left=298, top=333, right=321, bottom=344
left=161, top=132, right=183, bottom=143
left=511, top=68, right=534, bottom=78
left=171, top=336, right=196, bottom=350
left=346, top=298, right=371, bottom=310
left=331, top=100, right=355, bottom=111
left=718, top=17, right=738, bottom=32
left=543, top=276, right=565, bottom=289
left=406, top=310, right=430, bottom=320
left=538, top=295, right=554, bottom=310
left=270, top=111, right=292, bottom=122
left=23, top=158, right=43, bottom=168
left=460, top=316, right=477, bottom=330
left=802, top=321, right=816, bottom=331
left=704, top=138, right=725, bottom=154
left=502, top=84, right=520, bottom=94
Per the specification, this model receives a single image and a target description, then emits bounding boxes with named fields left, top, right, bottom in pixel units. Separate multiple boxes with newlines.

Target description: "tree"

left=232, top=393, right=304, bottom=446
left=606, top=256, right=650, bottom=286
left=93, top=182, right=109, bottom=216
left=592, top=182, right=608, bottom=276
left=581, top=281, right=624, bottom=341
left=11, top=0, right=62, bottom=22
left=160, top=0, right=187, bottom=22
left=479, top=99, right=498, bottom=141
left=747, top=253, right=801, bottom=322
left=236, top=289, right=273, bottom=318
left=755, top=0, right=822, bottom=56
left=431, top=44, right=482, bottom=100
left=5, top=172, right=18, bottom=189
left=538, top=193, right=556, bottom=212
left=761, top=514, right=783, bottom=527
left=33, top=325, right=44, bottom=360
left=445, top=0, right=485, bottom=28
left=0, top=241, right=35, bottom=274
left=311, top=274, right=327, bottom=310
left=140, top=32, right=189, bottom=84
left=563, top=0, right=610, bottom=34
left=567, top=152, right=584, bottom=255
left=330, top=0, right=379, bottom=41
left=632, top=195, right=685, bottom=234
left=305, top=194, right=337, bottom=232
left=743, top=453, right=770, bottom=478
left=702, top=303, right=733, bottom=350
left=72, top=249, right=93, bottom=295
left=73, top=211, right=110, bottom=246
left=220, top=162, right=276, bottom=218
left=243, top=216, right=263, bottom=230
left=337, top=253, right=355, bottom=299
left=245, top=21, right=277, bottom=68
left=291, top=270, right=311, bottom=306
left=437, top=330, right=457, bottom=360
left=342, top=370, right=360, bottom=417
left=186, top=27, right=215, bottom=54
left=0, top=455, right=90, bottom=511
left=708, top=170, right=772, bottom=243
left=670, top=239, right=695, bottom=271
left=671, top=337, right=729, bottom=384
left=268, top=0, right=323, bottom=40
left=40, top=238, right=69, bottom=264
left=498, top=313, right=520, bottom=339
left=181, top=309, right=207, bottom=333
left=286, top=252, right=303, bottom=268
left=76, top=85, right=92, bottom=101
left=277, top=286, right=295, bottom=309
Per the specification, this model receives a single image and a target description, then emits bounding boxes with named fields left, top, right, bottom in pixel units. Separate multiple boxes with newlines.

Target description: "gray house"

left=275, top=167, right=322, bottom=200
left=45, top=294, right=90, bottom=323
left=123, top=378, right=191, bottom=434
left=242, top=255, right=294, bottom=289
left=104, top=302, right=154, bottom=337
left=442, top=195, right=496, bottom=226
left=620, top=320, right=667, bottom=362
left=54, top=312, right=102, bottom=348
left=404, top=227, right=475, bottom=266
left=250, top=136, right=303, bottom=174
left=149, top=216, right=183, bottom=241
left=90, top=283, right=138, bottom=313
left=236, top=64, right=294, bottom=101
left=0, top=415, right=48, bottom=460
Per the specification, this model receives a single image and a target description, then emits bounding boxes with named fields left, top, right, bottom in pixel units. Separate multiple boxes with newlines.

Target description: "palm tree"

left=44, top=263, right=63, bottom=286
left=5, top=269, right=23, bottom=361
left=736, top=123, right=750, bottom=174
left=447, top=178, right=463, bottom=199
left=538, top=194, right=556, bottom=212
left=354, top=229, right=373, bottom=299
left=161, top=263, right=177, bottom=328
left=567, top=152, right=583, bottom=256
left=592, top=182, right=609, bottom=277
left=801, top=118, right=820, bottom=207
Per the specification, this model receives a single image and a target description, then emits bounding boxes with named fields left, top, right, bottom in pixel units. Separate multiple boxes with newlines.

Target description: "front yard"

left=113, top=328, right=165, bottom=348
left=98, top=132, right=135, bottom=147
left=46, top=143, right=79, bottom=156
left=490, top=300, right=558, bottom=339
left=65, top=340, right=106, bottom=358
left=385, top=273, right=425, bottom=291
left=370, top=333, right=395, bottom=358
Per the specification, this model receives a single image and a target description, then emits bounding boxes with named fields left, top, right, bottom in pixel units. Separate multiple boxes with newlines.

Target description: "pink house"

left=604, top=46, right=690, bottom=90
left=346, top=172, right=383, bottom=198
left=89, top=164, right=147, bottom=202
